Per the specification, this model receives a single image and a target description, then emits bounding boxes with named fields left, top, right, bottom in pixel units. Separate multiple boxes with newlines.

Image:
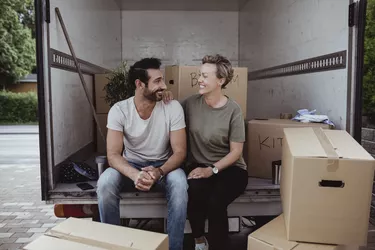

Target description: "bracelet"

left=158, top=167, right=164, bottom=177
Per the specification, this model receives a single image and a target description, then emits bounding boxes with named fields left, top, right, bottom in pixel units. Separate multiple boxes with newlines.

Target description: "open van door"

left=34, top=0, right=121, bottom=202
left=350, top=0, right=367, bottom=142
left=35, top=0, right=51, bottom=201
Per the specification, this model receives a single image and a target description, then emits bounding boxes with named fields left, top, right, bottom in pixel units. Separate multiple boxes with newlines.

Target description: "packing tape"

left=313, top=128, right=339, bottom=172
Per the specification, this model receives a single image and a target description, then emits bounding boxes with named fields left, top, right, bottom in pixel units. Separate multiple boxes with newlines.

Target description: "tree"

left=364, top=0, right=375, bottom=115
left=0, top=0, right=35, bottom=87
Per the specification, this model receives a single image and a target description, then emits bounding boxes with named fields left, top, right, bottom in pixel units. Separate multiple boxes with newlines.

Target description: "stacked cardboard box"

left=244, top=119, right=330, bottom=178
left=165, top=65, right=248, bottom=118
left=94, top=74, right=110, bottom=154
left=248, top=127, right=375, bottom=249
left=23, top=217, right=168, bottom=250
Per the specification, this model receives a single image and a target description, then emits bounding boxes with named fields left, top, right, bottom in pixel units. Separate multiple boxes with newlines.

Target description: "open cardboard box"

left=23, top=217, right=168, bottom=250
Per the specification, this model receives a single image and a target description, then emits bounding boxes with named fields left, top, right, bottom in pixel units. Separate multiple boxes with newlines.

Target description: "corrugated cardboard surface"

left=281, top=127, right=375, bottom=246
left=24, top=217, right=168, bottom=250
left=97, top=114, right=108, bottom=154
left=165, top=65, right=248, bottom=118
left=246, top=119, right=329, bottom=178
left=248, top=215, right=358, bottom=250
left=95, top=74, right=110, bottom=114
left=24, top=235, right=108, bottom=250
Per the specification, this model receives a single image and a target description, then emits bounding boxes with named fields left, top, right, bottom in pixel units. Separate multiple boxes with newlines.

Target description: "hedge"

left=0, top=91, right=38, bottom=123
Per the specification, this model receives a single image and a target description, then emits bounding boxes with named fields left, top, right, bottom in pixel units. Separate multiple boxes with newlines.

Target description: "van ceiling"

left=117, top=0, right=249, bottom=11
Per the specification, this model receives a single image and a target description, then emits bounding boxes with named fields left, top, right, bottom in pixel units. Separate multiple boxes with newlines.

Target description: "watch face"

left=213, top=167, right=219, bottom=174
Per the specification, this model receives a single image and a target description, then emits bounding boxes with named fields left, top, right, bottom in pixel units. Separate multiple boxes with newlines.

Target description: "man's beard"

left=143, top=88, right=164, bottom=102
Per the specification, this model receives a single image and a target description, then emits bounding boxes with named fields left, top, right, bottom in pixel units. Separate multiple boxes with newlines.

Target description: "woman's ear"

left=217, top=78, right=225, bottom=87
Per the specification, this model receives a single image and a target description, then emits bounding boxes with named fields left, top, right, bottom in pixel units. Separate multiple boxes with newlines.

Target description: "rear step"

left=54, top=204, right=99, bottom=218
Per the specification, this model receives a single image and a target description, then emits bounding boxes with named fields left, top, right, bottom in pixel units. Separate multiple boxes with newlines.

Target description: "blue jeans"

left=96, top=160, right=188, bottom=250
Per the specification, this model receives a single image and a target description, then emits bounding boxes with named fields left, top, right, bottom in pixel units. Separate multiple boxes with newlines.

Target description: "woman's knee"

left=187, top=179, right=205, bottom=195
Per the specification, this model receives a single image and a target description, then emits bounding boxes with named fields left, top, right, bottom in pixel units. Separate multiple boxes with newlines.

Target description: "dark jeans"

left=187, top=166, right=248, bottom=250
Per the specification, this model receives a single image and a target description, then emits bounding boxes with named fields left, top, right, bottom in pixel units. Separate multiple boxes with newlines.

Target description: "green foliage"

left=0, top=91, right=38, bottom=123
left=104, top=62, right=135, bottom=107
left=0, top=0, right=36, bottom=86
left=364, top=0, right=375, bottom=115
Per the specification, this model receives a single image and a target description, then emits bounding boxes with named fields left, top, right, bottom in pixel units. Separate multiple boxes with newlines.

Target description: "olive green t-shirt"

left=182, top=94, right=247, bottom=170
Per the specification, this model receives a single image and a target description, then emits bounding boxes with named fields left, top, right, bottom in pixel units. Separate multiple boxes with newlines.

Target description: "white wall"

left=49, top=0, right=121, bottom=165
left=121, top=11, right=239, bottom=66
left=240, top=0, right=349, bottom=129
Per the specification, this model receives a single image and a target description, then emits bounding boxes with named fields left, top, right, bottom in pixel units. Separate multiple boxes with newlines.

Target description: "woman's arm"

left=188, top=142, right=243, bottom=179
left=188, top=108, right=245, bottom=179
left=211, top=141, right=243, bottom=171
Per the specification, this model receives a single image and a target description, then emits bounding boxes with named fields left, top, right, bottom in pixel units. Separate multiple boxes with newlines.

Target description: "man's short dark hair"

left=128, top=58, right=162, bottom=86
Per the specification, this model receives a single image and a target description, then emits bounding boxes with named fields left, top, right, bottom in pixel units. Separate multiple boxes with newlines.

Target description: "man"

left=96, top=58, right=188, bottom=250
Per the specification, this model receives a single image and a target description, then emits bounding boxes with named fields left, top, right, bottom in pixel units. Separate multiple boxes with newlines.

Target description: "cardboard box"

left=24, top=217, right=168, bottom=250
left=165, top=66, right=248, bottom=118
left=95, top=74, right=110, bottom=114
left=281, top=127, right=375, bottom=245
left=246, top=119, right=330, bottom=178
left=96, top=114, right=108, bottom=154
left=248, top=214, right=358, bottom=250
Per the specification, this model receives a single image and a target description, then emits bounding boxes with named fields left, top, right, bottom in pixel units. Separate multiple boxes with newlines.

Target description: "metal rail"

left=248, top=50, right=347, bottom=81
left=50, top=48, right=110, bottom=75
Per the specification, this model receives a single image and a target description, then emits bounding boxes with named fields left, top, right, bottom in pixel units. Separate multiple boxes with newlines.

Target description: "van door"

left=35, top=0, right=121, bottom=202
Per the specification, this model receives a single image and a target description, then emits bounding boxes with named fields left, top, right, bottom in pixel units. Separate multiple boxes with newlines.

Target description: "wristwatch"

left=210, top=164, right=219, bottom=175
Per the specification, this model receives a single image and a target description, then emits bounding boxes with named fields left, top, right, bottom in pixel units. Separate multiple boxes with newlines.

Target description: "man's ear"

left=135, top=79, right=143, bottom=89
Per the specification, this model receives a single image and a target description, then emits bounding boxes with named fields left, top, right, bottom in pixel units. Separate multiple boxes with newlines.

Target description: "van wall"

left=49, top=0, right=122, bottom=165
left=240, top=0, right=349, bottom=129
left=121, top=11, right=239, bottom=67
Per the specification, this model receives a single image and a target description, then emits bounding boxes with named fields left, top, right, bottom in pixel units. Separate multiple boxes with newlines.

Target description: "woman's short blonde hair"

left=202, top=54, right=234, bottom=89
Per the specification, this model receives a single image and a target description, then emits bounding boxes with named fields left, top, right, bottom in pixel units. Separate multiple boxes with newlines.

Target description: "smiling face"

left=198, top=63, right=225, bottom=95
left=142, top=69, right=166, bottom=102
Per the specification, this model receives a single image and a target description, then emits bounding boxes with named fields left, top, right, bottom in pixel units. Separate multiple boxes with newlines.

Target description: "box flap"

left=49, top=218, right=168, bottom=250
left=23, top=235, right=107, bottom=250
left=324, top=130, right=374, bottom=160
left=249, top=119, right=329, bottom=127
left=249, top=215, right=347, bottom=250
left=249, top=215, right=298, bottom=250
left=283, top=127, right=334, bottom=158
left=284, top=127, right=375, bottom=160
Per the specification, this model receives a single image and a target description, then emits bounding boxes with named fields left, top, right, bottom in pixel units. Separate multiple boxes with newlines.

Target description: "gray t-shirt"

left=107, top=97, right=186, bottom=162
left=182, top=94, right=247, bottom=170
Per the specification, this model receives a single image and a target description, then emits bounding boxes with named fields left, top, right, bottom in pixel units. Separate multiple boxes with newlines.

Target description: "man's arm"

left=159, top=128, right=187, bottom=175
left=106, top=129, right=152, bottom=190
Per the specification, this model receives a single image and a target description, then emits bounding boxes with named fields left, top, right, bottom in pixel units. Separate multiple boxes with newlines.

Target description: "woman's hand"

left=162, top=90, right=174, bottom=104
left=188, top=167, right=213, bottom=179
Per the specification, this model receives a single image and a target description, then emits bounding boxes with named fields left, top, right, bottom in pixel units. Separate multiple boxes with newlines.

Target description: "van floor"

left=51, top=152, right=280, bottom=200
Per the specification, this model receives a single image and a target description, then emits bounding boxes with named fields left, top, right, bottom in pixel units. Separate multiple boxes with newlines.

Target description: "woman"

left=182, top=54, right=248, bottom=250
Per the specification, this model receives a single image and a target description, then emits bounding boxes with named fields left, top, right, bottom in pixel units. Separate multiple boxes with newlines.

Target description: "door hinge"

left=349, top=2, right=356, bottom=27
left=44, top=0, right=50, bottom=23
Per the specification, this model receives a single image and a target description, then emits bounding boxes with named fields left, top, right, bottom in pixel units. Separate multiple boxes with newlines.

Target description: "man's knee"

left=96, top=168, right=122, bottom=201
left=166, top=169, right=188, bottom=205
